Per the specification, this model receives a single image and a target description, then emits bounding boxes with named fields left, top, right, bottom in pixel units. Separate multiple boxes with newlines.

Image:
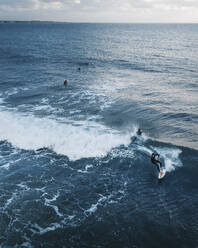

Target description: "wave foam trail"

left=154, top=147, right=182, bottom=172
left=0, top=110, right=131, bottom=160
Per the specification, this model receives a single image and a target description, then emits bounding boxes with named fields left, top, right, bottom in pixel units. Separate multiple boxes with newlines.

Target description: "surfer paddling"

left=151, top=153, right=163, bottom=172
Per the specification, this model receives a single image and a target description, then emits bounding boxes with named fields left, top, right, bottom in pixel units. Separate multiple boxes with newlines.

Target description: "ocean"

left=0, top=23, right=198, bottom=247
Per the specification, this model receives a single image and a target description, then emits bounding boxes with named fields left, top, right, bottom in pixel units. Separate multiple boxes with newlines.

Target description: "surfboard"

left=158, top=168, right=166, bottom=179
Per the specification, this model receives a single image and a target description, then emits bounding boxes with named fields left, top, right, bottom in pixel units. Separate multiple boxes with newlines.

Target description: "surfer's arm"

left=154, top=153, right=160, bottom=160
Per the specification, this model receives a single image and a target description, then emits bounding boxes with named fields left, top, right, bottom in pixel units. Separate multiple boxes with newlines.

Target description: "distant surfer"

left=151, top=153, right=163, bottom=172
left=64, top=80, right=68, bottom=86
left=137, top=128, right=142, bottom=136
left=131, top=128, right=142, bottom=143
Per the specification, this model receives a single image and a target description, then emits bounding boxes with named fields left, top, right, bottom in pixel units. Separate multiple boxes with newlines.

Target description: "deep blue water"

left=0, top=23, right=198, bottom=248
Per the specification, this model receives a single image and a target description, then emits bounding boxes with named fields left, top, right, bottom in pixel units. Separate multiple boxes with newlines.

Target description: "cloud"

left=1, top=0, right=198, bottom=11
left=0, top=0, right=63, bottom=11
left=0, top=0, right=198, bottom=22
left=148, top=0, right=198, bottom=9
left=0, top=0, right=34, bottom=9
left=33, top=0, right=63, bottom=10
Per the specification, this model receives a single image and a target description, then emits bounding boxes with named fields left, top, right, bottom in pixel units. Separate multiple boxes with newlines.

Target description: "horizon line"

left=0, top=20, right=198, bottom=24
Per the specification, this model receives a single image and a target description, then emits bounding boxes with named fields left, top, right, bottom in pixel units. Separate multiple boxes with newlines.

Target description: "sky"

left=0, top=0, right=198, bottom=23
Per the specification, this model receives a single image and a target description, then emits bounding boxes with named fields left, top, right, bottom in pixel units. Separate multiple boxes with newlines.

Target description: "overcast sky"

left=0, top=0, right=198, bottom=23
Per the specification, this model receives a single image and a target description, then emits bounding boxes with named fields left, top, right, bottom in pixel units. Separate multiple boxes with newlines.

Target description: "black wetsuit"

left=137, top=129, right=142, bottom=136
left=132, top=129, right=142, bottom=143
left=151, top=153, right=162, bottom=172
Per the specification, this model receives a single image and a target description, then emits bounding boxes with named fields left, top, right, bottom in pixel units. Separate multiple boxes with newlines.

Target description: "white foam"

left=44, top=192, right=63, bottom=217
left=5, top=88, right=19, bottom=96
left=33, top=104, right=64, bottom=114
left=0, top=109, right=131, bottom=161
left=20, top=242, right=32, bottom=248
left=32, top=222, right=62, bottom=235
left=1, top=162, right=10, bottom=170
left=41, top=98, right=49, bottom=104
left=136, top=145, right=153, bottom=156
left=78, top=164, right=93, bottom=173
left=17, top=183, right=30, bottom=191
left=110, top=147, right=135, bottom=159
left=85, top=194, right=107, bottom=215
left=4, top=193, right=17, bottom=209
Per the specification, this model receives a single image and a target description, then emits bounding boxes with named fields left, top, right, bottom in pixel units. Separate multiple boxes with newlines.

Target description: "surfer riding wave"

left=151, top=153, right=163, bottom=172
